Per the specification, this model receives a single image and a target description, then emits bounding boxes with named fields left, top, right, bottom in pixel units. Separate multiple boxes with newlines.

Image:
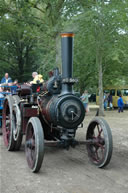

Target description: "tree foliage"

left=0, top=0, right=128, bottom=100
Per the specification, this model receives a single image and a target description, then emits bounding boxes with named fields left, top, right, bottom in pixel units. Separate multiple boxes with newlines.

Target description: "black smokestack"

left=61, top=32, right=74, bottom=94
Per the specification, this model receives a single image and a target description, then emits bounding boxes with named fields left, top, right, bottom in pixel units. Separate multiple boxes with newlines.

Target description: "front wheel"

left=25, top=117, right=44, bottom=173
left=86, top=117, right=113, bottom=168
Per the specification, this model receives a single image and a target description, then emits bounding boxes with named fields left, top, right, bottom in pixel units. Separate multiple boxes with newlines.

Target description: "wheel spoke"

left=97, top=142, right=105, bottom=149
left=6, top=130, right=10, bottom=136
left=95, top=149, right=100, bottom=161
left=96, top=124, right=103, bottom=137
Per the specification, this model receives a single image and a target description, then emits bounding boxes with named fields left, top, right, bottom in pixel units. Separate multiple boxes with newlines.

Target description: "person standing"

left=117, top=95, right=124, bottom=113
left=104, top=93, right=108, bottom=111
left=108, top=93, right=113, bottom=110
left=81, top=90, right=89, bottom=113
left=1, top=73, right=12, bottom=84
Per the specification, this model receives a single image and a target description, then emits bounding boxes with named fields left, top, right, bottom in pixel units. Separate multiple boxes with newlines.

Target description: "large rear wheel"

left=25, top=117, right=44, bottom=173
left=2, top=95, right=15, bottom=151
left=86, top=117, right=113, bottom=168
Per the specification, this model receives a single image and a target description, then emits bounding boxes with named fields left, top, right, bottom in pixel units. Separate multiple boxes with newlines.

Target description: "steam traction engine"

left=2, top=33, right=113, bottom=173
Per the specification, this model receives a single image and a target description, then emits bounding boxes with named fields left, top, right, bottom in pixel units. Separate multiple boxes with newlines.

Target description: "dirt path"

left=0, top=110, right=128, bottom=193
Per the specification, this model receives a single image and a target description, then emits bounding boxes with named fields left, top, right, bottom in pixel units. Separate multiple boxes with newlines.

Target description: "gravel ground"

left=0, top=109, right=128, bottom=193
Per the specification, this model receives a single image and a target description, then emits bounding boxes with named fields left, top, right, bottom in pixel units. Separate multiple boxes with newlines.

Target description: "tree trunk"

left=96, top=42, right=104, bottom=116
left=98, top=61, right=104, bottom=116
left=18, top=53, right=24, bottom=82
left=56, top=34, right=61, bottom=71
